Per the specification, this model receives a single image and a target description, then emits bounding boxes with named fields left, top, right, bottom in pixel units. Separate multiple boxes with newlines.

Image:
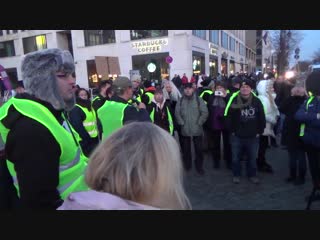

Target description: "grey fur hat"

left=21, top=48, right=75, bottom=110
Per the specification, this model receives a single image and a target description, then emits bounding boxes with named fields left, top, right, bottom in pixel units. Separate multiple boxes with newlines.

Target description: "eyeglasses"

left=56, top=72, right=76, bottom=78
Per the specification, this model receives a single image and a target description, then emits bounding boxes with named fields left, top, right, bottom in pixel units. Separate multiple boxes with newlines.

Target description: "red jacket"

left=181, top=76, right=188, bottom=85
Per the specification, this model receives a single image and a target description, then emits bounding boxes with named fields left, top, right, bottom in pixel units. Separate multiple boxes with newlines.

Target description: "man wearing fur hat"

left=224, top=78, right=266, bottom=184
left=295, top=72, right=320, bottom=192
left=0, top=49, right=88, bottom=209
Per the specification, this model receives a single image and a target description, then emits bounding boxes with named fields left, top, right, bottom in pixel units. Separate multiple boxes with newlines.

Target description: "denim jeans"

left=230, top=135, right=259, bottom=177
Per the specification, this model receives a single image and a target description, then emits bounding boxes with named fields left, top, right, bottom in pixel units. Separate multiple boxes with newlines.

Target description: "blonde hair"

left=162, top=80, right=182, bottom=102
left=85, top=122, right=191, bottom=210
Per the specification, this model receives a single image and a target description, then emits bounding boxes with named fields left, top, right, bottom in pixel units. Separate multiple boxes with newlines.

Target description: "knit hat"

left=306, top=71, right=320, bottom=96
left=113, top=76, right=132, bottom=90
left=240, top=78, right=254, bottom=89
left=131, top=74, right=141, bottom=82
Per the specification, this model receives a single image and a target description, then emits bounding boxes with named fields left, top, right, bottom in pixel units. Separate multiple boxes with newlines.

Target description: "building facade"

left=0, top=30, right=248, bottom=88
left=246, top=30, right=274, bottom=73
left=245, top=30, right=257, bottom=73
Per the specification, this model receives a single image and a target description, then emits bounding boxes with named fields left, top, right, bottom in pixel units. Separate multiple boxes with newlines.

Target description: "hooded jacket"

left=57, top=190, right=158, bottom=210
left=256, top=80, right=279, bottom=125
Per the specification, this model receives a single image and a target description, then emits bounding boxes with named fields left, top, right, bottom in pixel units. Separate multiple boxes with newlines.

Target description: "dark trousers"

left=306, top=145, right=320, bottom=188
left=0, top=155, right=20, bottom=209
left=181, top=136, right=204, bottom=171
left=257, top=135, right=269, bottom=166
left=210, top=129, right=231, bottom=168
left=288, top=148, right=307, bottom=179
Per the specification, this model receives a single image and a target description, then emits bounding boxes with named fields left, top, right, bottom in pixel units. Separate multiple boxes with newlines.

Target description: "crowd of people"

left=0, top=48, right=319, bottom=210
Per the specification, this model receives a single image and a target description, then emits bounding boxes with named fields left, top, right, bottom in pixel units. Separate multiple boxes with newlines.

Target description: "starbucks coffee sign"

left=132, top=38, right=168, bottom=54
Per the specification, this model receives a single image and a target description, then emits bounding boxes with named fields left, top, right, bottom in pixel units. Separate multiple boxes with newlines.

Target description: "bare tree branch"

left=270, top=30, right=304, bottom=75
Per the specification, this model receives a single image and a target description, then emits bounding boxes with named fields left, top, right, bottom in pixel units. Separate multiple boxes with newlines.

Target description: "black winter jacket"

left=0, top=93, right=65, bottom=209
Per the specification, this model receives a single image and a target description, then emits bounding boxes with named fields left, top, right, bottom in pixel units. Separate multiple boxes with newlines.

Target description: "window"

left=23, top=35, right=47, bottom=54
left=130, top=30, right=168, bottom=40
left=209, top=30, right=219, bottom=45
left=256, top=59, right=262, bottom=66
left=221, top=31, right=228, bottom=49
left=12, top=30, right=18, bottom=33
left=256, top=48, right=262, bottom=55
left=239, top=43, right=245, bottom=56
left=6, top=30, right=10, bottom=34
left=192, top=30, right=206, bottom=40
left=84, top=30, right=116, bottom=46
left=229, top=37, right=235, bottom=52
left=0, top=30, right=3, bottom=36
left=0, top=40, right=16, bottom=57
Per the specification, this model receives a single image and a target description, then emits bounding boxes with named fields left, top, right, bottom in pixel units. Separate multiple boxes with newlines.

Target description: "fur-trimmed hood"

left=21, top=48, right=75, bottom=111
left=256, top=79, right=274, bottom=97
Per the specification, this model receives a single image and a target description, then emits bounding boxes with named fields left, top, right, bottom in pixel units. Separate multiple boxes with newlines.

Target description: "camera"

left=215, top=90, right=224, bottom=96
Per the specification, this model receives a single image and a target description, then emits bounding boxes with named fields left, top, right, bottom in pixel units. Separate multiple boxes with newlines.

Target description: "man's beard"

left=64, top=94, right=76, bottom=111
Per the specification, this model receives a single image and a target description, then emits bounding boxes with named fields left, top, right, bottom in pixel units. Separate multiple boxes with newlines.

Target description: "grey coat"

left=175, top=93, right=208, bottom=136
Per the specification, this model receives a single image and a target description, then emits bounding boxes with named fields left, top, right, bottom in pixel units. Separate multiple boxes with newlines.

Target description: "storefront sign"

left=210, top=48, right=217, bottom=55
left=132, top=38, right=168, bottom=54
left=166, top=56, right=173, bottom=64
left=209, top=43, right=218, bottom=56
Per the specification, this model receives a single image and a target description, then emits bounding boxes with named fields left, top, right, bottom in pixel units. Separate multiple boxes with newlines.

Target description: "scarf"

left=212, top=96, right=226, bottom=108
left=231, top=94, right=253, bottom=110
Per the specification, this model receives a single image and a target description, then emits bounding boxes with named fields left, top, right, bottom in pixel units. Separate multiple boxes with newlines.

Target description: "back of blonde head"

left=86, top=122, right=191, bottom=210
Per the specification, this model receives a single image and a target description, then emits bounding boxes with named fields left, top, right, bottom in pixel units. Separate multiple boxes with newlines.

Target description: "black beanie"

left=240, top=78, right=254, bottom=89
left=306, top=72, right=320, bottom=96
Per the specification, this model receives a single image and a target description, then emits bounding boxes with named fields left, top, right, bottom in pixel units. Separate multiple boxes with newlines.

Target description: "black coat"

left=97, top=96, right=151, bottom=130
left=147, top=101, right=175, bottom=134
left=1, top=93, right=64, bottom=209
left=224, top=94, right=266, bottom=138
left=279, top=96, right=306, bottom=149
left=69, top=98, right=99, bottom=157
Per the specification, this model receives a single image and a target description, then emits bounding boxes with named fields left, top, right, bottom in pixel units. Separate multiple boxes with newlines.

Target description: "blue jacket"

left=294, top=96, right=320, bottom=148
